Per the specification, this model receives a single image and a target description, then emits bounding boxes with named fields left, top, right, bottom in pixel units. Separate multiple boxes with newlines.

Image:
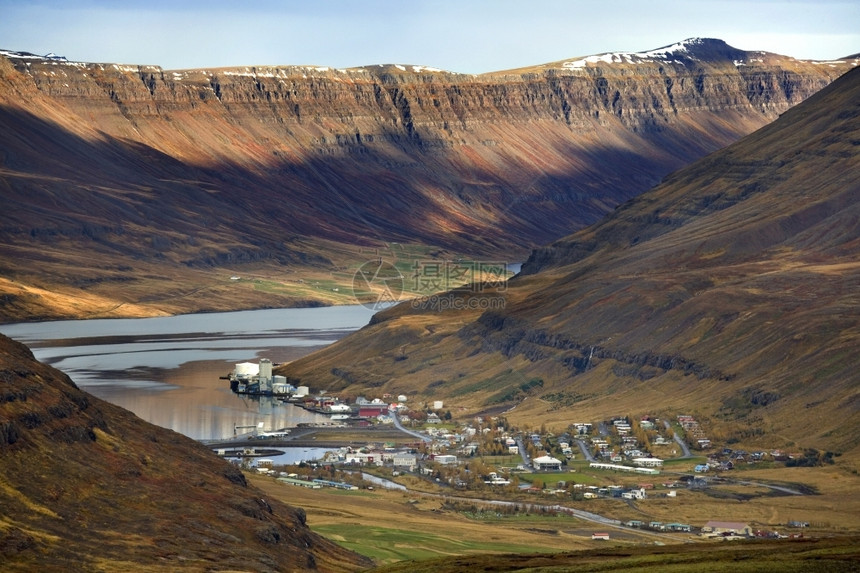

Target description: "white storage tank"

left=295, top=386, right=309, bottom=397
left=235, top=362, right=259, bottom=378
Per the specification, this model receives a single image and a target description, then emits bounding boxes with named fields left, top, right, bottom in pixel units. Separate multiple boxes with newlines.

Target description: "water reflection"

left=0, top=306, right=378, bottom=441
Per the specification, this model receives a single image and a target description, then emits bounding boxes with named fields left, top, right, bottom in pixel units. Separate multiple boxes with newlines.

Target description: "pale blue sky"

left=1, top=1, right=857, bottom=72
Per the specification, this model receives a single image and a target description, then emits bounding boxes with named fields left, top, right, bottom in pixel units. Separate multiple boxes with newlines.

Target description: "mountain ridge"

left=3, top=38, right=853, bottom=75
left=0, top=39, right=856, bottom=321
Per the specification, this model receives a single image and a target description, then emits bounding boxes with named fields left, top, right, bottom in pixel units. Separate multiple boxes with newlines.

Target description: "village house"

left=572, top=422, right=592, bottom=434
left=358, top=402, right=388, bottom=419
left=344, top=451, right=380, bottom=466
left=632, top=457, right=664, bottom=468
left=392, top=452, right=417, bottom=472
left=701, top=521, right=752, bottom=537
left=460, top=443, right=479, bottom=456
left=621, top=488, right=647, bottom=500
left=484, top=472, right=511, bottom=486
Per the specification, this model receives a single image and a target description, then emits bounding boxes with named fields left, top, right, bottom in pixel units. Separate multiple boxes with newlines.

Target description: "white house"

left=392, top=453, right=417, bottom=471
left=621, top=488, right=647, bottom=500
left=532, top=455, right=562, bottom=471
left=484, top=472, right=511, bottom=486
left=632, top=457, right=664, bottom=467
left=344, top=452, right=379, bottom=465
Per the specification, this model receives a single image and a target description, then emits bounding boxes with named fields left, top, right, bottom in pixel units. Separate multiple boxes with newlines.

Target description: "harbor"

left=0, top=305, right=379, bottom=441
left=223, top=358, right=406, bottom=424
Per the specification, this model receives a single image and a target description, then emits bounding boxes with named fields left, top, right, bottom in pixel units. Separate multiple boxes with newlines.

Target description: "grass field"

left=250, top=454, right=860, bottom=567
left=367, top=536, right=860, bottom=573
left=251, top=475, right=633, bottom=566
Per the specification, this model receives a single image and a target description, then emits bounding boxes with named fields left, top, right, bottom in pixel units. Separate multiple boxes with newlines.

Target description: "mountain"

left=0, top=332, right=370, bottom=571
left=277, top=66, right=860, bottom=457
left=1, top=39, right=856, bottom=322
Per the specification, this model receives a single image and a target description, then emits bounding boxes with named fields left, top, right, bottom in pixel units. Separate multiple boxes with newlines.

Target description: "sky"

left=0, top=0, right=858, bottom=73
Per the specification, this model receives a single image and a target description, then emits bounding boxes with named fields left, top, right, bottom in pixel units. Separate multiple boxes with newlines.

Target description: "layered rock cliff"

left=0, top=39, right=856, bottom=319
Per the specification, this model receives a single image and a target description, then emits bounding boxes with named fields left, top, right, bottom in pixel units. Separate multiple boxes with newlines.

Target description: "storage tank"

left=235, top=362, right=259, bottom=378
left=295, top=386, right=310, bottom=397
left=259, top=358, right=273, bottom=380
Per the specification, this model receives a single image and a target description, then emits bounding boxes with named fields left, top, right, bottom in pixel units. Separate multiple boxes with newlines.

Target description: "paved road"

left=516, top=436, right=531, bottom=468
left=362, top=473, right=689, bottom=542
left=575, top=439, right=596, bottom=462
left=391, top=412, right=432, bottom=443
left=664, top=420, right=692, bottom=458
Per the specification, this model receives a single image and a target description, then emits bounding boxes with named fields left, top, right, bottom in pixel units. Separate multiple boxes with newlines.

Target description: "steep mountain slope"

left=1, top=40, right=855, bottom=321
left=0, top=334, right=370, bottom=571
left=278, top=67, right=860, bottom=457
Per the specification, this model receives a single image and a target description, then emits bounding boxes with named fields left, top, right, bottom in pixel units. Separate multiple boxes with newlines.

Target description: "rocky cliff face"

left=0, top=39, right=856, bottom=319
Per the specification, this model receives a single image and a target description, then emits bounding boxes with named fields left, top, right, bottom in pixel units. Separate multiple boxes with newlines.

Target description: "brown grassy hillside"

left=1, top=40, right=855, bottom=321
left=278, top=67, right=860, bottom=459
left=0, top=333, right=370, bottom=572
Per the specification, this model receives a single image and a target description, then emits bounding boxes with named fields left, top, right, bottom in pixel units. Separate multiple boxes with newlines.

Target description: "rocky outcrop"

left=0, top=332, right=369, bottom=570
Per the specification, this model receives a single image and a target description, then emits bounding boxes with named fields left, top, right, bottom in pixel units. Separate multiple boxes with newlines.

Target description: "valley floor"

left=250, top=466, right=860, bottom=571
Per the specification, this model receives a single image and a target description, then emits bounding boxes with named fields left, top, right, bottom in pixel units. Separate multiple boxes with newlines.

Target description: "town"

left=217, top=381, right=831, bottom=542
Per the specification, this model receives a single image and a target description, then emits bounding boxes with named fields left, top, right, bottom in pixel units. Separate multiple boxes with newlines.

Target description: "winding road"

left=391, top=412, right=432, bottom=443
left=664, top=420, right=692, bottom=458
left=364, top=472, right=689, bottom=542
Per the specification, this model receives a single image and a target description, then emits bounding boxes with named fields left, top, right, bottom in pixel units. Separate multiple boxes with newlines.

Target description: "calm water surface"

left=0, top=306, right=377, bottom=441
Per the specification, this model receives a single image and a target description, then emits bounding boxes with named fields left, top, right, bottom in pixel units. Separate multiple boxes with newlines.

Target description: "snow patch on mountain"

left=562, top=38, right=704, bottom=70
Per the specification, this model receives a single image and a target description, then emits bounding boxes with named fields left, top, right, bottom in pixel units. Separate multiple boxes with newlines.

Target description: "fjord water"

left=0, top=306, right=377, bottom=440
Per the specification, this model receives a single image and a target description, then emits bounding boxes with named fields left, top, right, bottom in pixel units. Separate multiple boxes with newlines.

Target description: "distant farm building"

left=702, top=521, right=752, bottom=537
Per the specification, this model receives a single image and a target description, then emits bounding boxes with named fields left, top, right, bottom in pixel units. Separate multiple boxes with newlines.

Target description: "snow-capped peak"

left=561, top=38, right=723, bottom=70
